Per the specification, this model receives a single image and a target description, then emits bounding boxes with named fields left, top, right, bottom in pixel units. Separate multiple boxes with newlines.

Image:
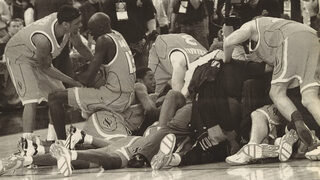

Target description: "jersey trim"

left=168, top=48, right=189, bottom=69
left=30, top=31, right=55, bottom=54
left=249, top=18, right=261, bottom=52
left=104, top=32, right=118, bottom=67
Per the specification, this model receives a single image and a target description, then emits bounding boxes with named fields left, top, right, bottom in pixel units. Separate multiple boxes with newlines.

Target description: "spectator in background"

left=170, top=0, right=209, bottom=49
left=21, top=0, right=34, bottom=25
left=0, top=0, right=11, bottom=37
left=153, top=0, right=170, bottom=34
left=79, top=0, right=104, bottom=37
left=34, top=0, right=72, bottom=20
left=103, top=0, right=157, bottom=68
left=304, top=0, right=320, bottom=34
left=5, top=0, right=23, bottom=19
left=0, top=18, right=23, bottom=108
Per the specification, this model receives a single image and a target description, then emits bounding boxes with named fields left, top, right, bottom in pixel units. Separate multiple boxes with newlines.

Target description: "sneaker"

left=150, top=133, right=176, bottom=170
left=17, top=136, right=42, bottom=156
left=278, top=129, right=298, bottom=162
left=226, top=144, right=279, bottom=165
left=65, top=126, right=85, bottom=150
left=305, top=146, right=320, bottom=161
left=50, top=143, right=72, bottom=177
left=0, top=155, right=24, bottom=176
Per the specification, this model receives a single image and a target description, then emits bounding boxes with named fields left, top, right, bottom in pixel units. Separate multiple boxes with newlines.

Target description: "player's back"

left=5, top=13, right=70, bottom=65
left=148, top=33, right=207, bottom=93
left=101, top=31, right=136, bottom=93
left=250, top=17, right=316, bottom=64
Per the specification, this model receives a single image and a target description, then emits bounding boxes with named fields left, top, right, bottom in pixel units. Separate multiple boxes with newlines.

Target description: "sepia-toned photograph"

left=0, top=0, right=319, bottom=179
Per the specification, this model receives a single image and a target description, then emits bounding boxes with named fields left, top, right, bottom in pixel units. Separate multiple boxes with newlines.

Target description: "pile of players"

left=1, top=4, right=320, bottom=177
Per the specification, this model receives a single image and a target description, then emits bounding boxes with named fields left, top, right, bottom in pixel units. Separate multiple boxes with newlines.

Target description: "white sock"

left=37, top=145, right=45, bottom=155
left=71, top=151, right=78, bottom=161
left=23, top=156, right=33, bottom=166
left=84, top=135, right=93, bottom=144
left=47, top=124, right=57, bottom=141
left=169, top=153, right=181, bottom=166
left=23, top=133, right=32, bottom=139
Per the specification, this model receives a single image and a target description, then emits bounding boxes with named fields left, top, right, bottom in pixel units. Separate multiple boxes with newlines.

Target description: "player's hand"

left=207, top=125, right=227, bottom=143
left=244, top=53, right=258, bottom=61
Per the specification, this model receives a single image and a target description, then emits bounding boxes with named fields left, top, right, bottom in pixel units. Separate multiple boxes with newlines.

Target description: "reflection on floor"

left=1, top=125, right=320, bottom=180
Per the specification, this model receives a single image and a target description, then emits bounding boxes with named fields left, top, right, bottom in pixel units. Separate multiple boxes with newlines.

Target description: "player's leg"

left=248, top=110, right=269, bottom=144
left=301, top=84, right=320, bottom=126
left=158, top=90, right=186, bottom=127
left=48, top=90, right=69, bottom=140
left=269, top=83, right=313, bottom=146
left=22, top=103, right=37, bottom=138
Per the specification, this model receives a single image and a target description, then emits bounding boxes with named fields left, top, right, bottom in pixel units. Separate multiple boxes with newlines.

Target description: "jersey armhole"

left=30, top=32, right=53, bottom=53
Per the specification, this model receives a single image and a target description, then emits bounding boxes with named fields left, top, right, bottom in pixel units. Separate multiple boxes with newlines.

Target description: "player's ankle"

left=291, top=111, right=303, bottom=123
left=169, top=153, right=181, bottom=166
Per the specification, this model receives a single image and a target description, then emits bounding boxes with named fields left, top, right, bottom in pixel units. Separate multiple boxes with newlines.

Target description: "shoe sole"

left=225, top=144, right=278, bottom=166
left=151, top=134, right=176, bottom=170
left=279, top=129, right=298, bottom=162
left=51, top=145, right=72, bottom=177
left=243, top=144, right=279, bottom=159
left=0, top=157, right=23, bottom=176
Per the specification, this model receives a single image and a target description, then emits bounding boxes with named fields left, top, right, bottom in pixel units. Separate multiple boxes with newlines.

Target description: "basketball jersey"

left=101, top=31, right=136, bottom=93
left=6, top=13, right=70, bottom=65
left=249, top=17, right=316, bottom=65
left=149, top=33, right=207, bottom=93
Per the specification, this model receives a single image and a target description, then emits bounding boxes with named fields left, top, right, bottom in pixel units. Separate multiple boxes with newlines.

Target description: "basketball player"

left=223, top=17, right=320, bottom=146
left=48, top=12, right=136, bottom=140
left=5, top=5, right=93, bottom=147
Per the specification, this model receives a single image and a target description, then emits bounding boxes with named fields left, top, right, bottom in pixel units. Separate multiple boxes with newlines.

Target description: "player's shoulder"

left=31, top=33, right=51, bottom=49
left=96, top=35, right=115, bottom=48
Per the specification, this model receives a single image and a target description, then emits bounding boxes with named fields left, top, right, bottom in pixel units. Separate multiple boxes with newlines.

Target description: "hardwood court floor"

left=1, top=123, right=320, bottom=180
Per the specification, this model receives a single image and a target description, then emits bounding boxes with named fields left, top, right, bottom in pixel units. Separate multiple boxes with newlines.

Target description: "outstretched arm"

left=223, top=22, right=252, bottom=63
left=32, top=34, right=81, bottom=87
left=170, top=51, right=187, bottom=92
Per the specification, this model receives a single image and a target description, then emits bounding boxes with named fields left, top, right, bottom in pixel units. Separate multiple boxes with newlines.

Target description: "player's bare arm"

left=135, top=83, right=158, bottom=113
left=76, top=35, right=115, bottom=86
left=170, top=51, right=187, bottom=92
left=223, top=21, right=253, bottom=63
left=32, top=33, right=81, bottom=86
left=70, top=31, right=94, bottom=61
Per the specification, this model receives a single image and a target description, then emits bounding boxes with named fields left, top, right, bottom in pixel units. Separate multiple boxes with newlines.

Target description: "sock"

left=47, top=124, right=57, bottom=141
left=291, top=111, right=303, bottom=122
left=37, top=145, right=45, bottom=155
left=274, top=138, right=281, bottom=146
left=84, top=135, right=93, bottom=144
left=23, top=133, right=32, bottom=139
left=169, top=153, right=181, bottom=166
left=71, top=150, right=78, bottom=161
left=23, top=156, right=33, bottom=166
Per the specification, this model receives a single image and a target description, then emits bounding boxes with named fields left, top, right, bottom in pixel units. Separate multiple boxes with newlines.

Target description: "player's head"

left=57, top=5, right=82, bottom=34
left=136, top=67, right=156, bottom=93
left=7, top=18, right=23, bottom=36
left=88, top=12, right=112, bottom=40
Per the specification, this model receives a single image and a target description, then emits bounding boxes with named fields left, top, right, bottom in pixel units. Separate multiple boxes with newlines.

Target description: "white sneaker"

left=226, top=144, right=279, bottom=165
left=18, top=135, right=43, bottom=156
left=305, top=146, right=320, bottom=161
left=0, top=155, right=24, bottom=176
left=65, top=126, right=85, bottom=150
left=151, top=133, right=176, bottom=170
left=278, top=129, right=298, bottom=162
left=50, top=143, right=72, bottom=176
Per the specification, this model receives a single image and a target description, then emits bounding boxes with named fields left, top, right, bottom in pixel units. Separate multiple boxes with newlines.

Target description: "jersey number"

left=182, top=35, right=198, bottom=46
left=125, top=51, right=136, bottom=74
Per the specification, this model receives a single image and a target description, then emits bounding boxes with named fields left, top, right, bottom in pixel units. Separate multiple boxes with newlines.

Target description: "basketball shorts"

left=5, top=54, right=64, bottom=105
left=271, top=32, right=320, bottom=93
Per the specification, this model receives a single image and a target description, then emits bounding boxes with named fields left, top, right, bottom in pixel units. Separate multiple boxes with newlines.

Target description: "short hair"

left=7, top=18, right=24, bottom=27
left=136, top=67, right=152, bottom=79
left=57, top=5, right=81, bottom=24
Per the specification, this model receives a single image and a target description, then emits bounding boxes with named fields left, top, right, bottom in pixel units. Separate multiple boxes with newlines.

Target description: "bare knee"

left=269, top=85, right=286, bottom=102
left=301, top=91, right=319, bottom=108
left=251, top=110, right=268, bottom=126
left=165, top=90, right=184, bottom=101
